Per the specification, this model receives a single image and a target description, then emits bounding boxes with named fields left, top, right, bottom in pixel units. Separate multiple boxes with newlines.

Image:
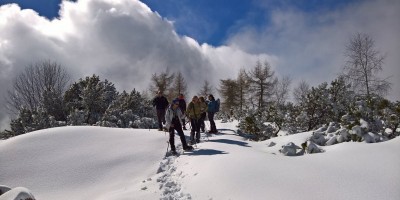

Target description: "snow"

left=1, top=121, right=399, bottom=200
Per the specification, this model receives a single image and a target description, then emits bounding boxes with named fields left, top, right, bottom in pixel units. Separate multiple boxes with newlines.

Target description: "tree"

left=170, top=71, right=188, bottom=99
left=343, top=33, right=391, bottom=99
left=236, top=68, right=250, bottom=113
left=300, top=83, right=330, bottom=131
left=7, top=60, right=70, bottom=119
left=219, top=79, right=238, bottom=112
left=149, top=70, right=174, bottom=99
left=273, top=75, right=292, bottom=106
left=198, top=80, right=214, bottom=97
left=328, top=76, right=354, bottom=122
left=293, top=80, right=310, bottom=105
left=246, top=60, right=277, bottom=109
left=64, top=75, right=118, bottom=125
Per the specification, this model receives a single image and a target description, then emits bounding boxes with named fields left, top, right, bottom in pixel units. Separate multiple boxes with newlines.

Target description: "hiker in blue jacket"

left=207, top=94, right=218, bottom=133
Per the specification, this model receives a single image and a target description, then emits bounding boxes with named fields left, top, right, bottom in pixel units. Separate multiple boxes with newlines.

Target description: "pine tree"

left=64, top=75, right=117, bottom=125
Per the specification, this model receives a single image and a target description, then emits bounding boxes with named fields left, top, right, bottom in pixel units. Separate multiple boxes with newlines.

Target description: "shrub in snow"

left=363, top=132, right=382, bottom=143
left=49, top=116, right=66, bottom=128
left=238, top=108, right=282, bottom=141
left=309, top=131, right=326, bottom=146
left=325, top=135, right=337, bottom=146
left=336, top=128, right=351, bottom=143
left=305, top=141, right=324, bottom=154
left=131, top=117, right=157, bottom=129
left=267, top=141, right=276, bottom=147
left=0, top=185, right=11, bottom=195
left=326, top=122, right=338, bottom=133
left=0, top=186, right=35, bottom=200
left=279, top=142, right=302, bottom=156
left=67, top=109, right=86, bottom=126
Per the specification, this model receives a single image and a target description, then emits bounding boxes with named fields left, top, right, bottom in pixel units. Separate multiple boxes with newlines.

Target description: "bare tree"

left=149, top=70, right=174, bottom=99
left=218, top=79, right=238, bottom=112
left=273, top=75, right=292, bottom=106
left=293, top=80, right=310, bottom=105
left=7, top=60, right=70, bottom=118
left=246, top=60, right=277, bottom=109
left=237, top=68, right=250, bottom=112
left=198, top=80, right=214, bottom=98
left=343, top=33, right=391, bottom=99
left=170, top=71, right=188, bottom=99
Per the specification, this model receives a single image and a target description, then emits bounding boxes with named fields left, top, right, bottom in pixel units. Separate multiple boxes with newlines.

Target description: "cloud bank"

left=1, top=0, right=399, bottom=130
left=0, top=0, right=270, bottom=130
left=227, top=0, right=400, bottom=101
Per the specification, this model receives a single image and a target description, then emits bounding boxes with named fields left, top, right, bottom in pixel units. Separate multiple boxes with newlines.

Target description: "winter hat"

left=172, top=98, right=180, bottom=105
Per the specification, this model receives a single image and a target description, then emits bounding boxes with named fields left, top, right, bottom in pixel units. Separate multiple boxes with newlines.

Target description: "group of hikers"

left=152, top=91, right=219, bottom=154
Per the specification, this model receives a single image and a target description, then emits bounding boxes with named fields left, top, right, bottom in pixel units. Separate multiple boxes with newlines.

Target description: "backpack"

left=215, top=99, right=220, bottom=112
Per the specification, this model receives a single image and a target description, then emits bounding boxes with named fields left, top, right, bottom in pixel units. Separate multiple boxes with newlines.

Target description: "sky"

left=0, top=0, right=399, bottom=130
left=1, top=121, right=399, bottom=199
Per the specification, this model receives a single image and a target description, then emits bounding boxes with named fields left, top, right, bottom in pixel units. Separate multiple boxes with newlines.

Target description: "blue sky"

left=0, top=0, right=356, bottom=46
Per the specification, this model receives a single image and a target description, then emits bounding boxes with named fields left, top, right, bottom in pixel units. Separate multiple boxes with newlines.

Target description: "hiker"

left=152, top=91, right=169, bottom=131
left=177, top=94, right=187, bottom=130
left=207, top=94, right=218, bottom=133
left=199, top=96, right=207, bottom=133
left=186, top=96, right=207, bottom=143
left=165, top=99, right=193, bottom=154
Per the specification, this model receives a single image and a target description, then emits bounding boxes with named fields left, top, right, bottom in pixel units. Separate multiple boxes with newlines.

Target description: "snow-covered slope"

left=0, top=126, right=167, bottom=199
left=1, top=121, right=399, bottom=200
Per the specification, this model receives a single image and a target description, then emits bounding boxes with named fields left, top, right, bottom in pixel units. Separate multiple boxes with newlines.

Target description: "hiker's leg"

left=169, top=127, right=176, bottom=151
left=175, top=123, right=189, bottom=148
left=195, top=119, right=201, bottom=142
left=208, top=112, right=216, bottom=132
left=157, top=109, right=163, bottom=129
left=190, top=118, right=196, bottom=142
left=160, top=109, right=166, bottom=124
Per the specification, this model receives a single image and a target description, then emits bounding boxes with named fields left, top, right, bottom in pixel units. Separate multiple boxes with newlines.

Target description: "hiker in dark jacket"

left=207, top=94, right=218, bottom=133
left=178, top=94, right=187, bottom=130
left=165, top=99, right=193, bottom=154
left=152, top=91, right=169, bottom=131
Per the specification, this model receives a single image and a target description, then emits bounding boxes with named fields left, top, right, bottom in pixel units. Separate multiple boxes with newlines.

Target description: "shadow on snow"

left=185, top=149, right=227, bottom=156
left=207, top=138, right=250, bottom=147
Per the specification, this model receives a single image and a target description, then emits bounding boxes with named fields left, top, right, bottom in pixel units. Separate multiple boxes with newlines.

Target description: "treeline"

left=217, top=33, right=399, bottom=141
left=1, top=33, right=399, bottom=142
left=1, top=61, right=156, bottom=139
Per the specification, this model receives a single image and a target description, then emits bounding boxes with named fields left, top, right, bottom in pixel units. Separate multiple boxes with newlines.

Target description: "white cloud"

left=227, top=0, right=400, bottom=101
left=0, top=0, right=267, bottom=130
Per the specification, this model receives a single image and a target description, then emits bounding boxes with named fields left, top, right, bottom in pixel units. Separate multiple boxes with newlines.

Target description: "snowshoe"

left=183, top=146, right=194, bottom=151
left=167, top=150, right=178, bottom=156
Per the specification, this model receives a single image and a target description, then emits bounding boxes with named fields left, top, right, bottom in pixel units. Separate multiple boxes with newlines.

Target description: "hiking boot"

left=171, top=150, right=178, bottom=155
left=184, top=146, right=194, bottom=151
left=196, top=139, right=200, bottom=143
